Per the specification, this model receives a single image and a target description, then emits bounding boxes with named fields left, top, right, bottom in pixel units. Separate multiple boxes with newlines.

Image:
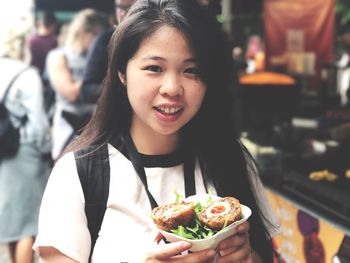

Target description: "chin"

left=153, top=125, right=181, bottom=137
left=155, top=129, right=180, bottom=137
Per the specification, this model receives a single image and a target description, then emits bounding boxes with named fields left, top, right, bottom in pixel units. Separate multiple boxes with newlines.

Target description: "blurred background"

left=1, top=0, right=350, bottom=262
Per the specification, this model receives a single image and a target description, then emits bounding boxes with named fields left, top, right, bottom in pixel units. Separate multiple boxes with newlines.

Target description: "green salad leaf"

left=170, top=195, right=223, bottom=240
left=174, top=191, right=182, bottom=204
left=194, top=202, right=202, bottom=214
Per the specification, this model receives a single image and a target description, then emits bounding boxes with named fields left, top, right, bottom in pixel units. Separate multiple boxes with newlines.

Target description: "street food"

left=345, top=169, right=350, bottom=179
left=151, top=196, right=243, bottom=240
left=151, top=201, right=195, bottom=231
left=198, top=197, right=242, bottom=230
left=309, top=170, right=338, bottom=182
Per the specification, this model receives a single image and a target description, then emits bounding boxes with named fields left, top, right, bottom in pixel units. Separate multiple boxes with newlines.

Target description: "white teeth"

left=158, top=107, right=182, bottom=114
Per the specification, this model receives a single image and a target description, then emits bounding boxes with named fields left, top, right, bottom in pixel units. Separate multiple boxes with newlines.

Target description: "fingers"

left=215, top=222, right=251, bottom=263
left=149, top=222, right=251, bottom=263
left=172, top=249, right=217, bottom=263
left=147, top=241, right=217, bottom=263
left=217, top=222, right=250, bottom=252
left=154, top=241, right=192, bottom=260
left=217, top=232, right=247, bottom=254
left=216, top=244, right=252, bottom=263
left=236, top=221, right=250, bottom=234
left=154, top=232, right=164, bottom=243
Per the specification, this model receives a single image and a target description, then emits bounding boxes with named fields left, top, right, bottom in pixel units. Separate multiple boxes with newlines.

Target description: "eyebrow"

left=141, top=55, right=197, bottom=63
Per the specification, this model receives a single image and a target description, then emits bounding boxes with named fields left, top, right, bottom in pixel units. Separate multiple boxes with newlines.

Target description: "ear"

left=118, top=71, right=126, bottom=86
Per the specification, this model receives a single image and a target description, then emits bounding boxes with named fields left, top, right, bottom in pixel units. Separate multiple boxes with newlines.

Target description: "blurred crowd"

left=0, top=1, right=134, bottom=262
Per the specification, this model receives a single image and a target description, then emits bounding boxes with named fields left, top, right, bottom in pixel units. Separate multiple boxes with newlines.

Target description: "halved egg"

left=198, top=197, right=242, bottom=230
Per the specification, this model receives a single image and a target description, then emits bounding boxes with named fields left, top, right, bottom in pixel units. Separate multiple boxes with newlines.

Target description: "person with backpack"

left=0, top=28, right=52, bottom=263
left=33, top=0, right=279, bottom=262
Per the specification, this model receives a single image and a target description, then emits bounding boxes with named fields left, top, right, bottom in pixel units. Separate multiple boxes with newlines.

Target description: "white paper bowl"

left=156, top=194, right=252, bottom=252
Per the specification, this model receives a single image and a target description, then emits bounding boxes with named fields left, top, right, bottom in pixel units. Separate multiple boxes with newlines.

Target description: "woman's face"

left=120, top=25, right=206, bottom=142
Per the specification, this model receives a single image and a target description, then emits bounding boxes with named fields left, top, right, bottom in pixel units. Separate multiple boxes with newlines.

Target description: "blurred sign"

left=286, top=30, right=304, bottom=53
left=267, top=190, right=346, bottom=263
left=264, top=0, right=335, bottom=75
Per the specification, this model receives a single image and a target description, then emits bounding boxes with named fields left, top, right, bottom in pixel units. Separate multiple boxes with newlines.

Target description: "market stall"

left=239, top=72, right=350, bottom=262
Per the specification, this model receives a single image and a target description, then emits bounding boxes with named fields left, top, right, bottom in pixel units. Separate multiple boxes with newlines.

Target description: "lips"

left=154, top=105, right=184, bottom=122
left=155, top=106, right=183, bottom=115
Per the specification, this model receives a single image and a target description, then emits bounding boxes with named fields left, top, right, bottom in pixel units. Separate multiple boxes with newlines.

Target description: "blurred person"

left=46, top=9, right=110, bottom=160
left=232, top=46, right=247, bottom=75
left=28, top=10, right=58, bottom=76
left=79, top=0, right=136, bottom=103
left=28, top=10, right=58, bottom=117
left=245, top=35, right=265, bottom=73
left=0, top=26, right=51, bottom=263
left=337, top=22, right=350, bottom=67
left=336, top=22, right=350, bottom=106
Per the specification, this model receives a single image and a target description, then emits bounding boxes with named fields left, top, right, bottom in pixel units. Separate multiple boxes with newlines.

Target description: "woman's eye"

left=145, top=65, right=162, bottom=72
left=185, top=67, right=199, bottom=75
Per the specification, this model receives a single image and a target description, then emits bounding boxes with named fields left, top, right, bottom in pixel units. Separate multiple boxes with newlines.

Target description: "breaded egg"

left=151, top=201, right=195, bottom=231
left=198, top=197, right=241, bottom=230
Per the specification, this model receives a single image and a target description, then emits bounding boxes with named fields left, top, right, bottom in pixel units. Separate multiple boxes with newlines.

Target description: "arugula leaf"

left=174, top=191, right=183, bottom=204
left=171, top=226, right=196, bottom=239
left=207, top=190, right=213, bottom=203
left=186, top=225, right=200, bottom=238
left=195, top=202, right=202, bottom=214
left=223, top=218, right=229, bottom=229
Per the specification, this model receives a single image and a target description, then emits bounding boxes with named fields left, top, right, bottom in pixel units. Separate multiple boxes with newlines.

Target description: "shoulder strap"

left=74, top=144, right=110, bottom=262
left=1, top=66, right=29, bottom=103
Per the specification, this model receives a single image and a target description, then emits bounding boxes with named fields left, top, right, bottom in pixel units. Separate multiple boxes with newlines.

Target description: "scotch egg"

left=198, top=197, right=242, bottom=230
left=151, top=201, right=195, bottom=231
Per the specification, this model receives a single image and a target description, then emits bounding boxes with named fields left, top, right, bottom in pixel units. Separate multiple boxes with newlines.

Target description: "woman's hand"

left=144, top=237, right=216, bottom=263
left=215, top=221, right=256, bottom=263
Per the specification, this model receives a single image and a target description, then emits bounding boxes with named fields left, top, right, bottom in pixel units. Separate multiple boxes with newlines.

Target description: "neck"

left=129, top=127, right=179, bottom=155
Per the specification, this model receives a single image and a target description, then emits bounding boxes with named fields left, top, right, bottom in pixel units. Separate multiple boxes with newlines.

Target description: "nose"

left=159, top=73, right=183, bottom=97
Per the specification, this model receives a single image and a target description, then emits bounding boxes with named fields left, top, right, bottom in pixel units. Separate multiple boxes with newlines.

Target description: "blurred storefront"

left=264, top=0, right=334, bottom=81
left=218, top=0, right=350, bottom=262
left=35, top=0, right=114, bottom=12
left=0, top=0, right=349, bottom=261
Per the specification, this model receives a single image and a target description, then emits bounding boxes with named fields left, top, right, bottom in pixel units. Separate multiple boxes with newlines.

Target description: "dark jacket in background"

left=80, top=28, right=114, bottom=103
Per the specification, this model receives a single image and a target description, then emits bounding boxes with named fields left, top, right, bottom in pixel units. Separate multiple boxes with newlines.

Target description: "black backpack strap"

left=74, top=144, right=110, bottom=262
left=1, top=66, right=29, bottom=124
left=1, top=66, right=29, bottom=103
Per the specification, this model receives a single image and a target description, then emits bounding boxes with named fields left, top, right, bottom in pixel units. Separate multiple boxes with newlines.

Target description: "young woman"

left=34, top=0, right=279, bottom=262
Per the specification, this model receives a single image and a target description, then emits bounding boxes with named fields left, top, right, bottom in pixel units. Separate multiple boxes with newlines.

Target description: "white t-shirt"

left=33, top=144, right=279, bottom=263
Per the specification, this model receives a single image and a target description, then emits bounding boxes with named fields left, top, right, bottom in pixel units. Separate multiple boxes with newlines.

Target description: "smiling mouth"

left=155, top=106, right=183, bottom=115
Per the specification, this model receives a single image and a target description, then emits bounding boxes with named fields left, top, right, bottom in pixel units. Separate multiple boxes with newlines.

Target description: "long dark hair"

left=68, top=0, right=274, bottom=261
